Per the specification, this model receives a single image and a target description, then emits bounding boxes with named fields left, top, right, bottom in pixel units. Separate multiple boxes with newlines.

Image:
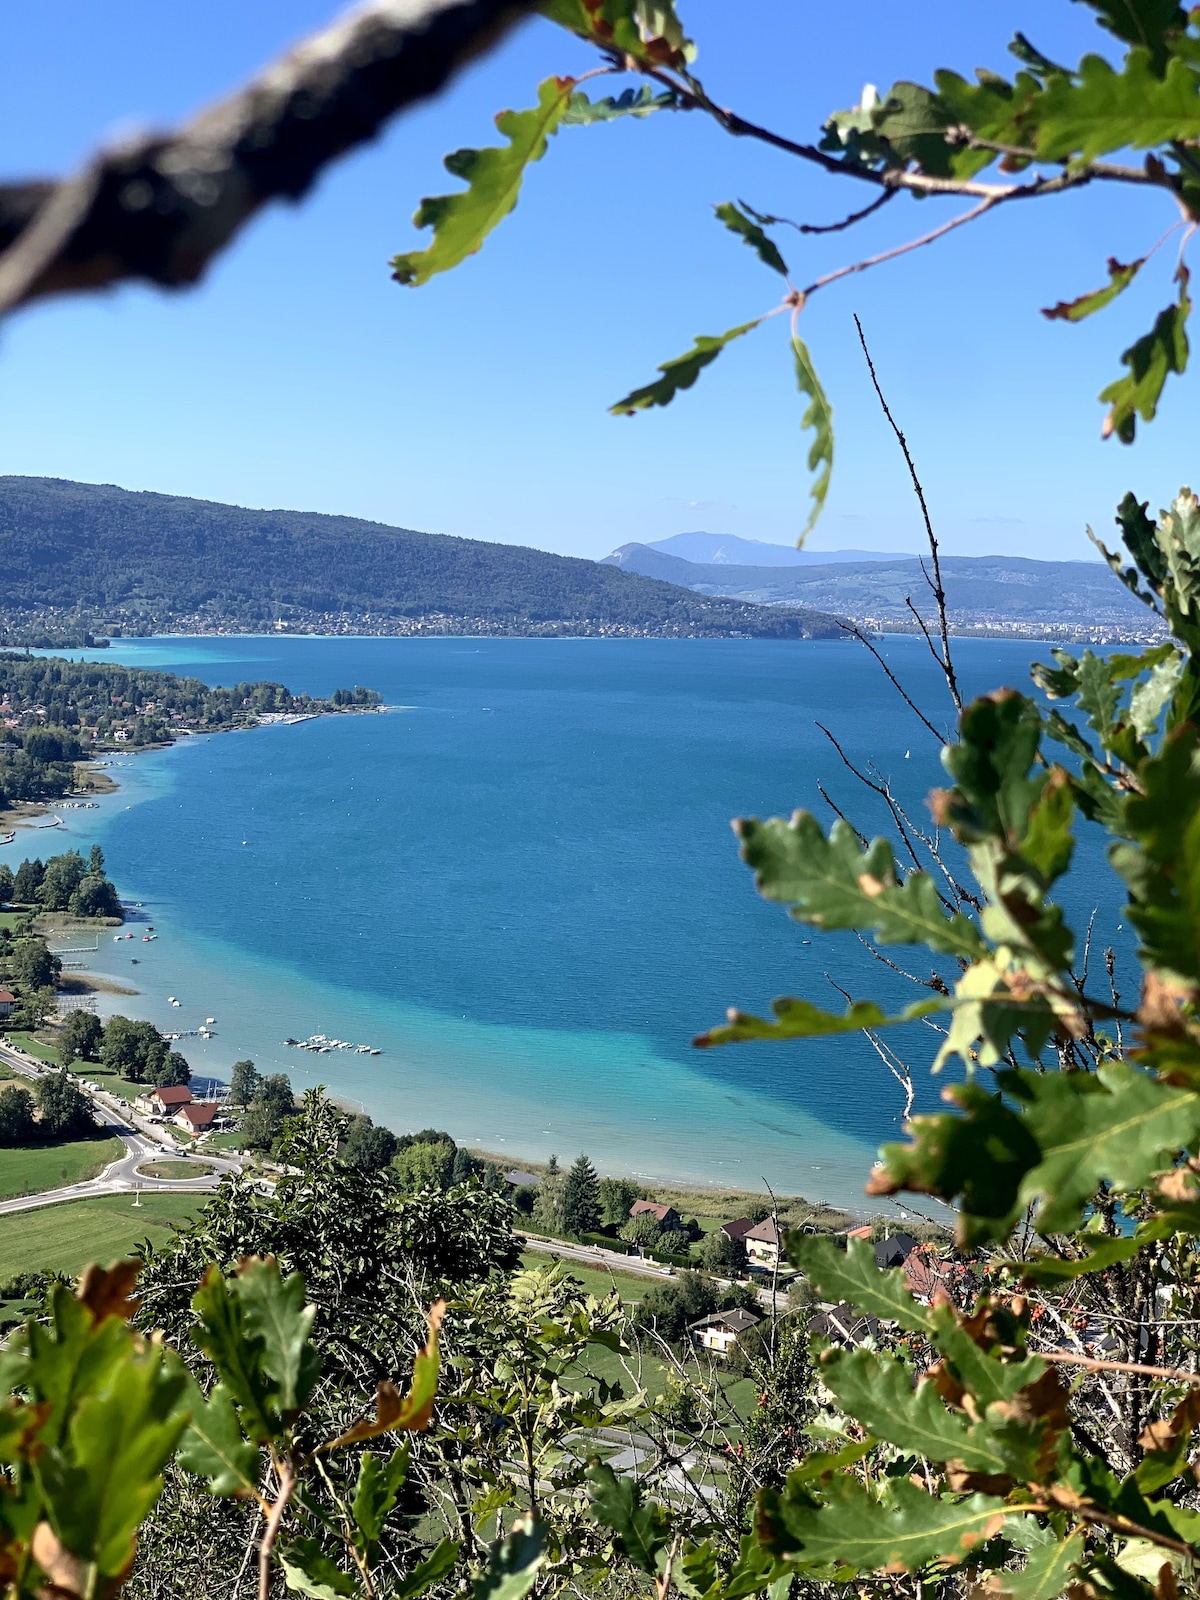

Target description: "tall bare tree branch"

left=0, top=0, right=538, bottom=315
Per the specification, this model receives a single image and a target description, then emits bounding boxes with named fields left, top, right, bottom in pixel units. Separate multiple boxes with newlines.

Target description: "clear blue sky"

left=0, top=2, right=1192, bottom=561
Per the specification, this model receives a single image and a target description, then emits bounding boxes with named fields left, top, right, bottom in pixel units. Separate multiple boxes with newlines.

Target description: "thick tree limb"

left=0, top=0, right=538, bottom=314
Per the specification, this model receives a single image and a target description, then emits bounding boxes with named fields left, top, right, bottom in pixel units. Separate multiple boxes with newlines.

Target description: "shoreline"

left=1, top=635, right=946, bottom=1208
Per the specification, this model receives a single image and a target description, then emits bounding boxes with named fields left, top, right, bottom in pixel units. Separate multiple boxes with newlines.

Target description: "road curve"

left=0, top=1038, right=241, bottom=1217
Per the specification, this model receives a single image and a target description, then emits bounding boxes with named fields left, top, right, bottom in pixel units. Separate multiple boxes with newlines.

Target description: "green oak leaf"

left=818, top=1348, right=1006, bottom=1474
left=190, top=1267, right=279, bottom=1444
left=234, top=1258, right=319, bottom=1416
left=795, top=1236, right=935, bottom=1334
left=394, top=1538, right=461, bottom=1599
left=877, top=1064, right=1200, bottom=1240
left=280, top=1538, right=359, bottom=1599
left=1002, top=1234, right=1139, bottom=1283
left=1036, top=49, right=1200, bottom=162
left=541, top=0, right=693, bottom=68
left=760, top=1472, right=1007, bottom=1573
left=1099, top=267, right=1190, bottom=443
left=562, top=85, right=677, bottom=123
left=1111, top=723, right=1200, bottom=982
left=693, top=992, right=946, bottom=1049
left=391, top=77, right=574, bottom=288
left=351, top=1446, right=410, bottom=1552
left=1085, top=0, right=1187, bottom=75
left=1042, top=255, right=1144, bottom=322
left=34, top=1340, right=193, bottom=1580
left=793, top=334, right=834, bottom=535
left=994, top=1533, right=1085, bottom=1600
left=177, top=1382, right=260, bottom=1497
left=734, top=810, right=986, bottom=958
left=471, top=1515, right=547, bottom=1600
left=610, top=319, right=765, bottom=414
left=715, top=201, right=789, bottom=277
left=586, top=1462, right=670, bottom=1574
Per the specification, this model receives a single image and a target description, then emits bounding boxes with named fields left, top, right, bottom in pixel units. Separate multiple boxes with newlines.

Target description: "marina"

left=285, top=1033, right=381, bottom=1056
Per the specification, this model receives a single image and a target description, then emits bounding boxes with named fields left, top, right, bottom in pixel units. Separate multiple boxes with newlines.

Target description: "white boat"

left=205, top=1017, right=216, bottom=1025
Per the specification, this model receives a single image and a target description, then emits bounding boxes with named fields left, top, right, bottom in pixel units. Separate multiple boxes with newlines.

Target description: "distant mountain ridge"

left=603, top=542, right=1160, bottom=643
left=644, top=531, right=909, bottom=566
left=0, top=477, right=843, bottom=642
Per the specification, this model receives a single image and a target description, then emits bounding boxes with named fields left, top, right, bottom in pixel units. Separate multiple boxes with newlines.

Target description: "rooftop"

left=149, top=1084, right=193, bottom=1106
left=690, top=1308, right=762, bottom=1334
left=177, top=1101, right=217, bottom=1127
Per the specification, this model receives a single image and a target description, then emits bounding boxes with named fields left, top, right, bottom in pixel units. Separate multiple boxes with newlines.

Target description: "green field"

left=203, top=1131, right=242, bottom=1152
left=77, top=1066, right=144, bottom=1102
left=0, top=1192, right=201, bottom=1281
left=136, top=1160, right=213, bottom=1180
left=4, top=1033, right=60, bottom=1065
left=0, top=1135, right=123, bottom=1200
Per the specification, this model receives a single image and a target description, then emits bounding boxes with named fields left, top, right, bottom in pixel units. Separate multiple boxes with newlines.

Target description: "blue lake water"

left=2, top=635, right=1129, bottom=1209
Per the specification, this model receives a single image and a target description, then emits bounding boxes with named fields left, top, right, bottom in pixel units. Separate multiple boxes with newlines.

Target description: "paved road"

left=0, top=1038, right=241, bottom=1216
left=519, top=1233, right=676, bottom=1283
left=518, top=1232, right=788, bottom=1311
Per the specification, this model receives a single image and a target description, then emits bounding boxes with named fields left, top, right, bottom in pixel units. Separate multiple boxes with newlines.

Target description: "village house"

left=629, top=1199, right=680, bottom=1229
left=743, top=1216, right=787, bottom=1270
left=720, top=1217, right=757, bottom=1245
left=504, top=1169, right=542, bottom=1189
left=874, top=1230, right=920, bottom=1270
left=0, top=987, right=15, bottom=1019
left=174, top=1101, right=218, bottom=1134
left=689, top=1306, right=762, bottom=1356
left=135, top=1084, right=193, bottom=1117
left=810, top=1301, right=881, bottom=1348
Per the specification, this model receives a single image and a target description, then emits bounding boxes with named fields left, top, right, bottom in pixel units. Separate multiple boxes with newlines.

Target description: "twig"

left=803, top=196, right=1002, bottom=302
left=259, top=1460, right=297, bottom=1600
left=1041, top=1350, right=1200, bottom=1385
left=642, top=66, right=1156, bottom=201
left=744, top=188, right=897, bottom=236
left=815, top=780, right=867, bottom=844
left=0, top=0, right=538, bottom=314
left=832, top=625, right=948, bottom=742
left=853, top=315, right=962, bottom=712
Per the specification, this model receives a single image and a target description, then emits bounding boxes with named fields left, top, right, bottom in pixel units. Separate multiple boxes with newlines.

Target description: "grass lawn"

left=77, top=1066, right=144, bottom=1102
left=136, top=1160, right=213, bottom=1180
left=0, top=1136, right=123, bottom=1200
left=203, top=1131, right=242, bottom=1152
left=4, top=1033, right=60, bottom=1065
left=0, top=1192, right=201, bottom=1282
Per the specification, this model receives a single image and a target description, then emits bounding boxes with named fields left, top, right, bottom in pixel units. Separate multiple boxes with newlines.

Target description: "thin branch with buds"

left=853, top=315, right=962, bottom=712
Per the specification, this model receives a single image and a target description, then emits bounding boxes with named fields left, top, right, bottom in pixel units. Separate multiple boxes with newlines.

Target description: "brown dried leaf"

left=1156, top=1562, right=1179, bottom=1600
left=325, top=1299, right=446, bottom=1449
left=76, top=1260, right=141, bottom=1325
left=1155, top=1166, right=1199, bottom=1202
left=1138, top=1388, right=1200, bottom=1456
left=31, top=1522, right=127, bottom=1600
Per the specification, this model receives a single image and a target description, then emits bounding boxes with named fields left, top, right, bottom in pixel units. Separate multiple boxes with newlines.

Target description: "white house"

left=743, top=1216, right=786, bottom=1270
left=689, top=1307, right=762, bottom=1356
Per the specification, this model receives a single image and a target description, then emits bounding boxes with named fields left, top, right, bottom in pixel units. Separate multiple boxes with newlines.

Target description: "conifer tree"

left=560, top=1152, right=601, bottom=1237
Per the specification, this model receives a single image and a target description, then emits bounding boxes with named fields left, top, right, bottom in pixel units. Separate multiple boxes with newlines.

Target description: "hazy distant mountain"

left=644, top=531, right=910, bottom=566
left=0, top=477, right=845, bottom=642
left=603, top=542, right=1159, bottom=642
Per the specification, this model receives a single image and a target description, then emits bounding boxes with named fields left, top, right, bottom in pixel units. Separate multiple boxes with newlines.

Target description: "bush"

left=35, top=1071, right=94, bottom=1139
left=0, top=1084, right=35, bottom=1144
left=644, top=1247, right=694, bottom=1269
left=580, top=1231, right=627, bottom=1252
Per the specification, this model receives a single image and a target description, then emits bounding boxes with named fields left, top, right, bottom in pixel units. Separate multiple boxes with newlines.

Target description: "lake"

left=2, top=634, right=1126, bottom=1210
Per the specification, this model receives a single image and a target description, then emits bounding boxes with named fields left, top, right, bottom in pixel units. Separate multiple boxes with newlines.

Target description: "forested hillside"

left=605, top=543, right=1159, bottom=642
left=0, top=478, right=841, bottom=640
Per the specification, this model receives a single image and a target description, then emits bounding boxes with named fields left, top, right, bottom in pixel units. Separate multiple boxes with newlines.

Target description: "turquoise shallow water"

left=1, top=635, right=1124, bottom=1209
